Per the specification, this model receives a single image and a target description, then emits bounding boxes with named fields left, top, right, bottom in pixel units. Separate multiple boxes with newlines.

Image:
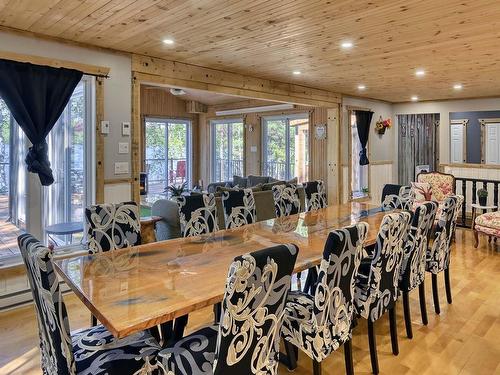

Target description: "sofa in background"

left=206, top=175, right=296, bottom=193
left=152, top=187, right=305, bottom=241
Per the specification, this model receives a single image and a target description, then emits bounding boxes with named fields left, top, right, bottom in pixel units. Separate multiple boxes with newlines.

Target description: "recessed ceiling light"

left=162, top=38, right=174, bottom=45
left=453, top=84, right=463, bottom=90
left=341, top=41, right=354, bottom=49
left=415, top=69, right=426, bottom=77
left=358, top=84, right=366, bottom=90
left=292, top=70, right=302, bottom=75
left=411, top=96, right=419, bottom=102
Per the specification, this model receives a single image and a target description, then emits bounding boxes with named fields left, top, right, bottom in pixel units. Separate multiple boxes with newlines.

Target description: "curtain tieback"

left=25, top=141, right=54, bottom=186
left=359, top=148, right=369, bottom=166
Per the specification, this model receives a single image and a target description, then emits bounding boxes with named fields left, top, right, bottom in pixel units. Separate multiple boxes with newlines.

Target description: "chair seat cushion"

left=72, top=324, right=160, bottom=375
left=157, top=325, right=219, bottom=375
left=475, top=211, right=500, bottom=231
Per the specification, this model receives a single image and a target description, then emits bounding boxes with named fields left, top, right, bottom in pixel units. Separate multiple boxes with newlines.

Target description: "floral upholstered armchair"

left=416, top=171, right=455, bottom=203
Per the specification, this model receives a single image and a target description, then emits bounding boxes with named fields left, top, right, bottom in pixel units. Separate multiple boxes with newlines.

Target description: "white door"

left=485, top=123, right=500, bottom=164
left=450, top=123, right=464, bottom=163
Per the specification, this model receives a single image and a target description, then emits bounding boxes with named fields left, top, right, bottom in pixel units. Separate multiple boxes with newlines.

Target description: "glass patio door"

left=145, top=118, right=191, bottom=195
left=211, top=119, right=244, bottom=182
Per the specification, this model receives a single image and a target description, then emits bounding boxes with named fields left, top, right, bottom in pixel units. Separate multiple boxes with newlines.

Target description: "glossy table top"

left=55, top=202, right=386, bottom=338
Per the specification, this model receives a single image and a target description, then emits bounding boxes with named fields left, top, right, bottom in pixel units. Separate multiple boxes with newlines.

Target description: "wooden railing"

left=455, top=177, right=500, bottom=227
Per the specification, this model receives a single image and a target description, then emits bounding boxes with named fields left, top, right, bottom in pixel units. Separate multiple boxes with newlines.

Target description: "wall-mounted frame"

left=449, top=118, right=468, bottom=164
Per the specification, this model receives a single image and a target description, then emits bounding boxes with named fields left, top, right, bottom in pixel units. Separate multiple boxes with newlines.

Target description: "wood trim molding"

left=131, top=54, right=340, bottom=107
left=104, top=178, right=134, bottom=185
left=370, top=160, right=393, bottom=165
left=440, top=163, right=500, bottom=170
left=131, top=75, right=141, bottom=204
left=95, top=77, right=105, bottom=204
left=0, top=50, right=110, bottom=76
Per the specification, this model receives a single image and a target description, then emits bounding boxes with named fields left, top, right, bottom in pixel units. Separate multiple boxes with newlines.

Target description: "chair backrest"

left=416, top=171, right=455, bottom=202
left=213, top=243, right=299, bottom=375
left=427, top=196, right=458, bottom=274
left=272, top=183, right=301, bottom=217
left=357, top=212, right=411, bottom=322
left=221, top=188, right=257, bottom=229
left=18, top=234, right=75, bottom=375
left=400, top=202, right=437, bottom=291
left=173, top=193, right=218, bottom=237
left=313, top=223, right=368, bottom=347
left=85, top=201, right=141, bottom=254
left=381, top=184, right=413, bottom=210
left=304, top=180, right=327, bottom=211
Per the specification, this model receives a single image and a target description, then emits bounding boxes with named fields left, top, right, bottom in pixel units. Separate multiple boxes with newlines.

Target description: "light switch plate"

left=114, top=162, right=129, bottom=175
left=118, top=142, right=129, bottom=154
left=122, top=122, right=131, bottom=136
left=250, top=146, right=257, bottom=153
left=101, top=121, right=110, bottom=134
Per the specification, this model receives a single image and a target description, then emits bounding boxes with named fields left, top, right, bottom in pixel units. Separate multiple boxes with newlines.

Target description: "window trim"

left=210, top=118, right=244, bottom=182
left=261, top=113, right=309, bottom=181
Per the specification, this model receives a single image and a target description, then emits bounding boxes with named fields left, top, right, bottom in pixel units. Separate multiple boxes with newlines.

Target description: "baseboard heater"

left=0, top=281, right=70, bottom=312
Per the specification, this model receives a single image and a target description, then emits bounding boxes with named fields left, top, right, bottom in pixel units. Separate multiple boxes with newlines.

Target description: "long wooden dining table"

left=55, top=202, right=386, bottom=340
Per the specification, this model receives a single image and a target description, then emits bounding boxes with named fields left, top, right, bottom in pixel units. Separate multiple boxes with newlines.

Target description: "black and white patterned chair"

left=281, top=223, right=368, bottom=375
left=426, top=195, right=458, bottom=315
left=304, top=180, right=327, bottom=212
left=173, top=193, right=218, bottom=237
left=272, top=183, right=301, bottom=217
left=399, top=201, right=437, bottom=338
left=381, top=184, right=414, bottom=211
left=155, top=243, right=299, bottom=375
left=221, top=188, right=257, bottom=229
left=354, top=211, right=411, bottom=374
left=85, top=201, right=141, bottom=254
left=18, top=234, right=161, bottom=375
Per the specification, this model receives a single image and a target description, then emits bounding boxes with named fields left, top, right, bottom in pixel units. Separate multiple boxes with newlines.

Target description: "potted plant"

left=375, top=117, right=392, bottom=135
left=165, top=181, right=188, bottom=198
left=477, top=188, right=488, bottom=206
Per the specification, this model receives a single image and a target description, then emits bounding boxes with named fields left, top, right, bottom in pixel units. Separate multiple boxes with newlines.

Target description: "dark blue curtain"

left=355, top=110, right=374, bottom=165
left=0, top=59, right=83, bottom=185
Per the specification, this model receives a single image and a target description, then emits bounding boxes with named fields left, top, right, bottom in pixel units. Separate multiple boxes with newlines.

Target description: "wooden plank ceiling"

left=1, top=0, right=500, bottom=102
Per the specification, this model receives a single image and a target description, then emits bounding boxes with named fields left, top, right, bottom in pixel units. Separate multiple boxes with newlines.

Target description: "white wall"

left=393, top=97, right=500, bottom=165
left=0, top=31, right=132, bottom=183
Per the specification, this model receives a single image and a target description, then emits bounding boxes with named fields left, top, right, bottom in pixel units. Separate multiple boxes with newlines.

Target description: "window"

left=262, top=114, right=309, bottom=182
left=44, top=77, right=95, bottom=246
left=0, top=76, right=95, bottom=259
left=144, top=118, right=192, bottom=195
left=349, top=112, right=369, bottom=200
left=211, top=119, right=244, bottom=182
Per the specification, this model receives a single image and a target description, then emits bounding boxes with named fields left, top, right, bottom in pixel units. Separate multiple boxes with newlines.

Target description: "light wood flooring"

left=0, top=228, right=499, bottom=375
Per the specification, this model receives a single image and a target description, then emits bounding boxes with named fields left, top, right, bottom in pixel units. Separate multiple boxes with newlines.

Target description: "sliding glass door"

left=262, top=114, right=309, bottom=182
left=0, top=76, right=95, bottom=260
left=145, top=118, right=192, bottom=195
left=211, top=119, right=244, bottom=182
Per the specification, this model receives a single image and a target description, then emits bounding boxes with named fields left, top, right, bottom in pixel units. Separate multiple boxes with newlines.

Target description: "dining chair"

left=426, top=195, right=458, bottom=314
left=272, top=183, right=301, bottom=217
left=221, top=188, right=257, bottom=229
left=381, top=184, right=414, bottom=210
left=18, top=233, right=161, bottom=375
left=304, top=180, right=327, bottom=211
left=155, top=243, right=299, bottom=375
left=281, top=222, right=369, bottom=375
left=354, top=211, right=411, bottom=374
left=173, top=193, right=218, bottom=237
left=399, top=201, right=437, bottom=338
left=85, top=201, right=141, bottom=254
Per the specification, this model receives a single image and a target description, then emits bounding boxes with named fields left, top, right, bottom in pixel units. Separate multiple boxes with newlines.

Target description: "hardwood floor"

left=0, top=228, right=498, bottom=374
